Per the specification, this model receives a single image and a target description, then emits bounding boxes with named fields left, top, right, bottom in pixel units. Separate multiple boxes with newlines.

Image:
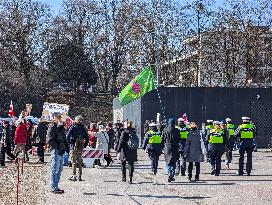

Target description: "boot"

left=187, top=175, right=192, bottom=181
left=122, top=176, right=126, bottom=182
left=168, top=176, right=172, bottom=183
left=128, top=177, right=132, bottom=184
left=69, top=175, right=77, bottom=182
left=195, top=175, right=199, bottom=181
left=78, top=176, right=83, bottom=181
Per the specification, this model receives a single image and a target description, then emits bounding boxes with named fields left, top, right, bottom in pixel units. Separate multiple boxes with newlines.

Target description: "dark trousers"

left=210, top=148, right=224, bottom=175
left=148, top=149, right=160, bottom=174
left=176, top=151, right=186, bottom=175
left=1, top=144, right=15, bottom=166
left=121, top=160, right=134, bottom=179
left=225, top=139, right=235, bottom=164
left=188, top=162, right=200, bottom=177
left=239, top=147, right=253, bottom=174
left=37, top=143, right=45, bottom=162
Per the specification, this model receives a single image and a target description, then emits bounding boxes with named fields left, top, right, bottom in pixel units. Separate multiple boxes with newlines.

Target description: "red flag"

left=8, top=100, right=15, bottom=118
left=182, top=113, right=188, bottom=124
left=65, top=116, right=73, bottom=127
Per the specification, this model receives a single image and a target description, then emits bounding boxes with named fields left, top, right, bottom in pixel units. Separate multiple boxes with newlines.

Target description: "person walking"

left=202, top=120, right=214, bottom=162
left=33, top=119, right=48, bottom=163
left=66, top=115, right=89, bottom=181
left=47, top=113, right=68, bottom=194
left=0, top=120, right=15, bottom=166
left=13, top=119, right=28, bottom=161
left=142, top=122, right=162, bottom=175
left=176, top=118, right=189, bottom=176
left=184, top=122, right=204, bottom=181
left=207, top=121, right=228, bottom=176
left=25, top=119, right=34, bottom=162
left=161, top=118, right=180, bottom=182
left=235, top=117, right=255, bottom=176
left=117, top=121, right=138, bottom=184
left=225, top=118, right=236, bottom=169
left=114, top=122, right=124, bottom=151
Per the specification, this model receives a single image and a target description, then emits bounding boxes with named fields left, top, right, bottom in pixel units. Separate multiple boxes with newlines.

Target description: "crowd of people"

left=142, top=116, right=256, bottom=182
left=0, top=112, right=257, bottom=194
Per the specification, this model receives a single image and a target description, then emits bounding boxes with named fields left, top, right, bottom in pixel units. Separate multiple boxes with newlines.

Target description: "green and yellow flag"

left=119, top=66, right=157, bottom=106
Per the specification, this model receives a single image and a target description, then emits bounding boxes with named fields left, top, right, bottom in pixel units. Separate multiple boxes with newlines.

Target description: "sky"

left=40, top=0, right=226, bottom=15
left=39, top=0, right=63, bottom=14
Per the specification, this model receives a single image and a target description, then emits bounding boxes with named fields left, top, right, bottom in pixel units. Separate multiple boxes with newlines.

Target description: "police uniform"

left=142, top=123, right=162, bottom=175
left=235, top=117, right=255, bottom=176
left=207, top=121, right=228, bottom=176
left=225, top=118, right=236, bottom=168
left=175, top=119, right=189, bottom=176
left=203, top=120, right=214, bottom=162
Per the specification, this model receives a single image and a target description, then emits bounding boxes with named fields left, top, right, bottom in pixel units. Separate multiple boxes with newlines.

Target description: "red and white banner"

left=82, top=148, right=104, bottom=159
left=8, top=100, right=15, bottom=118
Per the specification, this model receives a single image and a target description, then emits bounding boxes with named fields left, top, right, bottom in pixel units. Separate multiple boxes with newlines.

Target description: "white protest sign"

left=42, top=102, right=69, bottom=121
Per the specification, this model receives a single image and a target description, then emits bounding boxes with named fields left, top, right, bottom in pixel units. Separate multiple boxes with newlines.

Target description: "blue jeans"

left=167, top=162, right=176, bottom=177
left=50, top=149, right=64, bottom=191
left=63, top=151, right=69, bottom=166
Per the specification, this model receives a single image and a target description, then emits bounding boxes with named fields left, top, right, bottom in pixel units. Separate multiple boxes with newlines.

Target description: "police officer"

left=142, top=122, right=162, bottom=175
left=225, top=118, right=236, bottom=169
left=235, top=117, right=255, bottom=176
left=175, top=118, right=189, bottom=176
left=207, top=121, right=228, bottom=176
left=203, top=120, right=214, bottom=162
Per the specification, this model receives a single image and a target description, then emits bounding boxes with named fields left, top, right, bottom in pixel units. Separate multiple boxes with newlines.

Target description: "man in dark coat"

left=117, top=121, right=137, bottom=184
left=161, top=118, right=180, bottom=182
left=0, top=120, right=15, bottom=166
left=66, top=115, right=89, bottom=181
left=33, top=120, right=48, bottom=163
left=114, top=123, right=124, bottom=151
left=47, top=113, right=68, bottom=194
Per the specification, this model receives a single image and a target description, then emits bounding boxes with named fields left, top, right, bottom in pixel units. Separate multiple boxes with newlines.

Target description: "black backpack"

left=127, top=132, right=139, bottom=150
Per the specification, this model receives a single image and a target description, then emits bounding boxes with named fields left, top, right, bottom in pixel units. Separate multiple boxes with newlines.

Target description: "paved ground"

left=42, top=149, right=272, bottom=205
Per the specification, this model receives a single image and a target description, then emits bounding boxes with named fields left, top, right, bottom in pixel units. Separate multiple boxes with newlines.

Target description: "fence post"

left=16, top=158, right=20, bottom=205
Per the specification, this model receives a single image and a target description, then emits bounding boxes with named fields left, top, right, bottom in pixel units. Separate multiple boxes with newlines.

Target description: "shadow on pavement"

left=168, top=182, right=236, bottom=186
left=106, top=193, right=210, bottom=200
left=83, top=192, right=97, bottom=196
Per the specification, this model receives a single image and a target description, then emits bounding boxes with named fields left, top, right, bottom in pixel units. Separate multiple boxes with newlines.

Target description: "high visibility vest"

left=239, top=124, right=254, bottom=139
left=148, top=131, right=162, bottom=144
left=206, top=125, right=214, bottom=130
left=177, top=126, right=189, bottom=139
left=209, top=129, right=224, bottom=144
left=227, top=123, right=235, bottom=137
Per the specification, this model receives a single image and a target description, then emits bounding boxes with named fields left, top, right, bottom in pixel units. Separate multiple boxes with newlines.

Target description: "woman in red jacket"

left=88, top=123, right=98, bottom=148
left=13, top=119, right=28, bottom=160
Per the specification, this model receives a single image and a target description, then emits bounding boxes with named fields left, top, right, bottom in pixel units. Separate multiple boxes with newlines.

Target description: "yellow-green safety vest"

left=177, top=126, right=189, bottom=139
left=227, top=123, right=235, bottom=136
left=239, top=124, right=254, bottom=139
left=209, top=129, right=224, bottom=144
left=148, top=131, right=162, bottom=144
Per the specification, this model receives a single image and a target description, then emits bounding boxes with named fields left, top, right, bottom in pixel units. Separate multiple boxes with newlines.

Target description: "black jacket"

left=1, top=125, right=12, bottom=145
left=33, top=122, right=48, bottom=144
left=47, top=123, right=68, bottom=156
left=114, top=128, right=124, bottom=151
left=66, top=124, right=89, bottom=147
left=161, top=120, right=180, bottom=164
left=117, top=128, right=138, bottom=162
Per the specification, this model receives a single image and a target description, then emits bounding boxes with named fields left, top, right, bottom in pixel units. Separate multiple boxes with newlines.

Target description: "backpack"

left=127, top=132, right=139, bottom=150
